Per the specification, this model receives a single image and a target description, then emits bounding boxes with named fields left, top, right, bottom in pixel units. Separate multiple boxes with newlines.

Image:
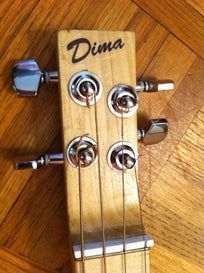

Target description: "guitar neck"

left=75, top=251, right=150, bottom=273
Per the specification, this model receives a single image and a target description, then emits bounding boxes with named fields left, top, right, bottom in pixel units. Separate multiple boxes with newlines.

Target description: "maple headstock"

left=57, top=29, right=144, bottom=273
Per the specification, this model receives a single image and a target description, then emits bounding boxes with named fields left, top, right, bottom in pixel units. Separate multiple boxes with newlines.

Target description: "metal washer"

left=107, top=141, right=138, bottom=172
left=66, top=136, right=98, bottom=168
left=68, top=70, right=102, bottom=106
left=108, top=84, right=138, bottom=117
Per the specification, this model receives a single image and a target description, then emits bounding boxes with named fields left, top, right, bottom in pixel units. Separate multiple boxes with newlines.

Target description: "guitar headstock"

left=12, top=30, right=174, bottom=273
left=58, top=29, right=141, bottom=258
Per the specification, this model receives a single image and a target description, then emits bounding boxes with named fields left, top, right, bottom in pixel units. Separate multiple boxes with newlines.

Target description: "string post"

left=117, top=94, right=136, bottom=113
left=107, top=141, right=137, bottom=172
left=120, top=153, right=136, bottom=169
left=69, top=70, right=102, bottom=106
left=66, top=136, right=98, bottom=168
left=108, top=84, right=138, bottom=117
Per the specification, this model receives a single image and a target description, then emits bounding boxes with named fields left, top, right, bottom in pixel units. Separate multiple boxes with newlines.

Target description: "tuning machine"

left=12, top=59, right=174, bottom=96
left=137, top=118, right=168, bottom=145
left=15, top=153, right=64, bottom=170
left=136, top=80, right=174, bottom=92
left=12, top=59, right=58, bottom=96
left=12, top=59, right=172, bottom=170
left=15, top=118, right=168, bottom=170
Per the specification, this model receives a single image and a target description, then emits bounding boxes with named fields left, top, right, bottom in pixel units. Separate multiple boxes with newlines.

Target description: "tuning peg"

left=136, top=80, right=174, bottom=92
left=12, top=59, right=58, bottom=96
left=12, top=59, right=174, bottom=96
left=137, top=118, right=168, bottom=145
left=15, top=153, right=64, bottom=170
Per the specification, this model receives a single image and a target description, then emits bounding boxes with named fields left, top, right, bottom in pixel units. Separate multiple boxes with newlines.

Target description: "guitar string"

left=121, top=105, right=147, bottom=272
left=93, top=92, right=107, bottom=273
left=79, top=93, right=146, bottom=273
left=121, top=111, right=127, bottom=273
left=77, top=139, right=85, bottom=273
left=134, top=165, right=147, bottom=273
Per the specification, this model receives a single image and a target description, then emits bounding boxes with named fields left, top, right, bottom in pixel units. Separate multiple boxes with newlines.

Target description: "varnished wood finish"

left=0, top=1, right=204, bottom=273
left=58, top=30, right=148, bottom=272
left=75, top=250, right=150, bottom=273
left=0, top=247, right=57, bottom=273
left=133, top=0, right=204, bottom=59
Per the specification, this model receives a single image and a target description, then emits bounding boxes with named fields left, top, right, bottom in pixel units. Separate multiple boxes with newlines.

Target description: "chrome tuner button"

left=12, top=59, right=58, bottom=96
left=107, top=141, right=137, bottom=172
left=137, top=118, right=168, bottom=145
left=12, top=59, right=43, bottom=96
left=136, top=80, right=174, bottom=92
left=69, top=71, right=102, bottom=106
left=108, top=84, right=138, bottom=117
left=66, top=136, right=98, bottom=168
left=15, top=153, right=64, bottom=170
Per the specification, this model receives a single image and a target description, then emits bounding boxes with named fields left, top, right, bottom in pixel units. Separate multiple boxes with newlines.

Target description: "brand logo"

left=67, top=38, right=125, bottom=63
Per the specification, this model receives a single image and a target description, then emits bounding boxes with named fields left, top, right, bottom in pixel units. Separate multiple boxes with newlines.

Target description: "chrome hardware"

left=69, top=71, right=102, bottom=106
left=15, top=153, right=64, bottom=170
left=136, top=80, right=174, bottom=92
left=12, top=59, right=174, bottom=96
left=66, top=136, right=98, bottom=168
left=12, top=59, right=58, bottom=96
left=108, top=84, right=138, bottom=117
left=137, top=118, right=168, bottom=145
left=107, top=141, right=137, bottom=172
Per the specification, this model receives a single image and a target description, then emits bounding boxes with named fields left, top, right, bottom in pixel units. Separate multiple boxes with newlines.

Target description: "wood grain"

left=0, top=0, right=204, bottom=272
left=58, top=29, right=149, bottom=272
left=144, top=106, right=204, bottom=272
left=0, top=247, right=56, bottom=273
left=75, top=250, right=150, bottom=273
left=133, top=0, right=204, bottom=59
left=185, top=0, right=204, bottom=17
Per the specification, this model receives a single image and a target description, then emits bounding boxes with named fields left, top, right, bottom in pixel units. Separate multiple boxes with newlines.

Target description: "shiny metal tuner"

left=15, top=153, right=64, bottom=170
left=12, top=59, right=174, bottom=96
left=137, top=118, right=168, bottom=145
left=12, top=59, right=58, bottom=96
left=107, top=141, right=137, bottom=172
left=66, top=136, right=98, bottom=168
left=136, top=80, right=174, bottom=92
left=108, top=84, right=138, bottom=117
left=69, top=71, right=102, bottom=106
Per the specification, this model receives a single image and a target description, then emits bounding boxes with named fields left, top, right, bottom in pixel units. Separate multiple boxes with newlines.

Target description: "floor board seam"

left=130, top=0, right=202, bottom=60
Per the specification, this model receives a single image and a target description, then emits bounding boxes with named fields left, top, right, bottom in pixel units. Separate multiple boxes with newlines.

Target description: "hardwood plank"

left=0, top=163, right=64, bottom=254
left=151, top=245, right=204, bottom=273
left=127, top=9, right=169, bottom=77
left=143, top=106, right=204, bottom=270
left=133, top=0, right=204, bottom=59
left=77, top=0, right=138, bottom=29
left=28, top=202, right=71, bottom=271
left=185, top=0, right=204, bottom=17
left=0, top=95, right=61, bottom=223
left=0, top=0, right=39, bottom=59
left=137, top=34, right=197, bottom=196
left=0, top=247, right=56, bottom=273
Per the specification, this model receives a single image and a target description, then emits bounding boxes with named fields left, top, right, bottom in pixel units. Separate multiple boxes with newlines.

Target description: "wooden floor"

left=0, top=0, right=204, bottom=272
